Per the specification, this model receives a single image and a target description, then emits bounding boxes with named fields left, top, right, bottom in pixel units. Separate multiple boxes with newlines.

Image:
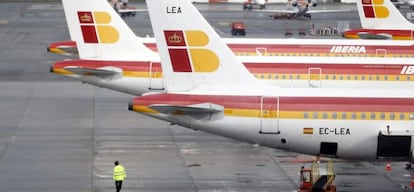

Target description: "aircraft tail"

left=146, top=0, right=264, bottom=92
left=61, top=0, right=157, bottom=60
left=356, top=0, right=414, bottom=29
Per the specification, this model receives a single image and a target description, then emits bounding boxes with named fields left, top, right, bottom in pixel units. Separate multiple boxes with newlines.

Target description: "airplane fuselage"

left=129, top=92, right=414, bottom=161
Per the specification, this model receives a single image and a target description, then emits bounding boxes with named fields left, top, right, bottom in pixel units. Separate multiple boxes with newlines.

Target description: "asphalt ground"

left=0, top=2, right=414, bottom=192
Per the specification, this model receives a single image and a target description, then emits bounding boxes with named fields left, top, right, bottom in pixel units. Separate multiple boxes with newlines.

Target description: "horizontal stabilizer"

left=64, top=66, right=122, bottom=80
left=149, top=103, right=224, bottom=115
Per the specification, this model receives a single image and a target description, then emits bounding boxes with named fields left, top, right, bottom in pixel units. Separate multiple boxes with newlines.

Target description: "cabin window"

left=323, top=112, right=328, bottom=119
left=313, top=112, right=318, bottom=119
left=400, top=113, right=405, bottom=120
left=325, top=75, right=329, bottom=80
left=376, top=75, right=380, bottom=80
left=384, top=76, right=388, bottom=80
left=361, top=112, right=366, bottom=119
left=261, top=75, right=264, bottom=79
left=289, top=75, right=293, bottom=79
left=342, top=112, right=347, bottom=119
left=390, top=112, right=395, bottom=120
left=351, top=112, right=356, bottom=119
left=275, top=75, right=279, bottom=79
left=380, top=113, right=385, bottom=120
left=354, top=75, right=358, bottom=80
left=296, top=75, right=300, bottom=79
left=332, top=112, right=337, bottom=119
left=369, top=76, right=372, bottom=80
left=268, top=74, right=271, bottom=79
left=361, top=76, right=365, bottom=80
left=396, top=76, right=400, bottom=81
left=333, top=75, right=336, bottom=80
left=407, top=76, right=410, bottom=80
left=340, top=76, right=343, bottom=80
left=282, top=75, right=286, bottom=79
left=304, top=112, right=309, bottom=119
left=370, top=112, right=376, bottom=120
left=347, top=76, right=351, bottom=80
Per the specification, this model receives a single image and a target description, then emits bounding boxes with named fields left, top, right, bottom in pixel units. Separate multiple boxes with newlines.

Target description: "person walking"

left=113, top=161, right=126, bottom=192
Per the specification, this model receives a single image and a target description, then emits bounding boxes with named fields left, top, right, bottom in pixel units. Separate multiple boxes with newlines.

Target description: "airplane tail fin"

left=356, top=0, right=414, bottom=29
left=146, top=0, right=264, bottom=92
left=61, top=0, right=157, bottom=60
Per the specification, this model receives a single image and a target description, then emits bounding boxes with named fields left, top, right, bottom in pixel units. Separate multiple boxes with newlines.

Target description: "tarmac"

left=1, top=1, right=414, bottom=192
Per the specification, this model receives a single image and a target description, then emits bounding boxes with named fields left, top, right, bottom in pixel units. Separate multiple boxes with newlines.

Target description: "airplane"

left=343, top=0, right=414, bottom=40
left=51, top=0, right=414, bottom=96
left=47, top=0, right=414, bottom=58
left=128, top=0, right=414, bottom=161
left=243, top=0, right=266, bottom=10
left=47, top=38, right=414, bottom=58
left=253, top=0, right=351, bottom=20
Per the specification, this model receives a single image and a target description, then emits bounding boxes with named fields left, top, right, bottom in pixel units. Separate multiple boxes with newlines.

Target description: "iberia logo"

left=77, top=11, right=119, bottom=44
left=361, top=0, right=389, bottom=18
left=164, top=30, right=219, bottom=73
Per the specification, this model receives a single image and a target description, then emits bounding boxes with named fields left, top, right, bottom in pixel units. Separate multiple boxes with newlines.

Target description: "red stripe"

left=51, top=40, right=414, bottom=55
left=53, top=60, right=162, bottom=72
left=133, top=94, right=414, bottom=112
left=53, top=60, right=410, bottom=76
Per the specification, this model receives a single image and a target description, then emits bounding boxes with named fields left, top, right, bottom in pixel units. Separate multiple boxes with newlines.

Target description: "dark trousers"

left=115, top=180, right=123, bottom=192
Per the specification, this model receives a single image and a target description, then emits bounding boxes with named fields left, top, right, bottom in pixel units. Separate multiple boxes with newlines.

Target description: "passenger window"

left=390, top=113, right=395, bottom=120
left=342, top=112, right=347, bottom=119
left=323, top=112, right=328, bottom=119
left=380, top=112, right=385, bottom=120
left=361, top=112, right=366, bottom=119
left=313, top=112, right=318, bottom=119
left=304, top=112, right=309, bottom=119
left=332, top=112, right=337, bottom=119
left=370, top=112, right=376, bottom=120
left=400, top=113, right=405, bottom=120
left=351, top=112, right=356, bottom=119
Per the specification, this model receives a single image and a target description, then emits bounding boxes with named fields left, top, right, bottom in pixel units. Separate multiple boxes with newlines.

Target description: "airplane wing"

left=306, top=9, right=351, bottom=14
left=149, top=103, right=224, bottom=114
left=254, top=8, right=351, bottom=14
left=118, top=8, right=147, bottom=13
left=253, top=9, right=297, bottom=14
left=64, top=66, right=122, bottom=80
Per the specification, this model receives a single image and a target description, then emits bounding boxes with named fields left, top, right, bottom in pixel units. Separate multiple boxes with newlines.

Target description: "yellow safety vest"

left=113, top=165, right=126, bottom=181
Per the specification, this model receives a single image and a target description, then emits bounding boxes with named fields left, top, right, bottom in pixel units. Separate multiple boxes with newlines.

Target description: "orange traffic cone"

left=385, top=162, right=392, bottom=171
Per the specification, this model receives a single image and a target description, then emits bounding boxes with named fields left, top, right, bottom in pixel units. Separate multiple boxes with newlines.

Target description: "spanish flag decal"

left=303, top=128, right=314, bottom=135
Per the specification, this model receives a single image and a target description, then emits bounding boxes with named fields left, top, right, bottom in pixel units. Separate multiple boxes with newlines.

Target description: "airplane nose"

left=128, top=101, right=134, bottom=111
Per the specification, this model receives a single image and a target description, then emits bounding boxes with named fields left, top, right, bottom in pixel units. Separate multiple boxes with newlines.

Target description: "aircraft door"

left=259, top=96, right=280, bottom=134
left=256, top=47, right=267, bottom=56
left=308, top=68, right=322, bottom=88
left=376, top=49, right=387, bottom=57
left=412, top=30, right=414, bottom=40
left=148, top=62, right=164, bottom=90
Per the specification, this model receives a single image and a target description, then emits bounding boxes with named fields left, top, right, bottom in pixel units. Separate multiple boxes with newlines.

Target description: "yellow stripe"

left=234, top=52, right=414, bottom=58
left=134, top=106, right=414, bottom=121
left=254, top=73, right=414, bottom=81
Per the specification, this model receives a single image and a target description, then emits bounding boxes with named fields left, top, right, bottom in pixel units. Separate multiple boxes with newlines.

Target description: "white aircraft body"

left=343, top=0, right=414, bottom=40
left=254, top=0, right=350, bottom=19
left=52, top=0, right=414, bottom=96
left=126, top=0, right=414, bottom=161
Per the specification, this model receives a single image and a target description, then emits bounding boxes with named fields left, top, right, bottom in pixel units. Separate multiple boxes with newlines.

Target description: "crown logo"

left=168, top=33, right=182, bottom=44
left=80, top=13, right=92, bottom=22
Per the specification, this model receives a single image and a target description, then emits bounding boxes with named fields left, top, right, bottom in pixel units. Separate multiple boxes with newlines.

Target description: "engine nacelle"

left=291, top=0, right=298, bottom=7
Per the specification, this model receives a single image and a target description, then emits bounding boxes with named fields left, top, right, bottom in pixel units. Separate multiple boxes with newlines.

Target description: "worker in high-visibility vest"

left=113, top=161, right=126, bottom=192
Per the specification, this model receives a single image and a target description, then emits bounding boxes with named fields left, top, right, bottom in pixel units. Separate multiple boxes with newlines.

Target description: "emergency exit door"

left=308, top=68, right=322, bottom=88
left=259, top=96, right=280, bottom=134
left=148, top=62, right=164, bottom=90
